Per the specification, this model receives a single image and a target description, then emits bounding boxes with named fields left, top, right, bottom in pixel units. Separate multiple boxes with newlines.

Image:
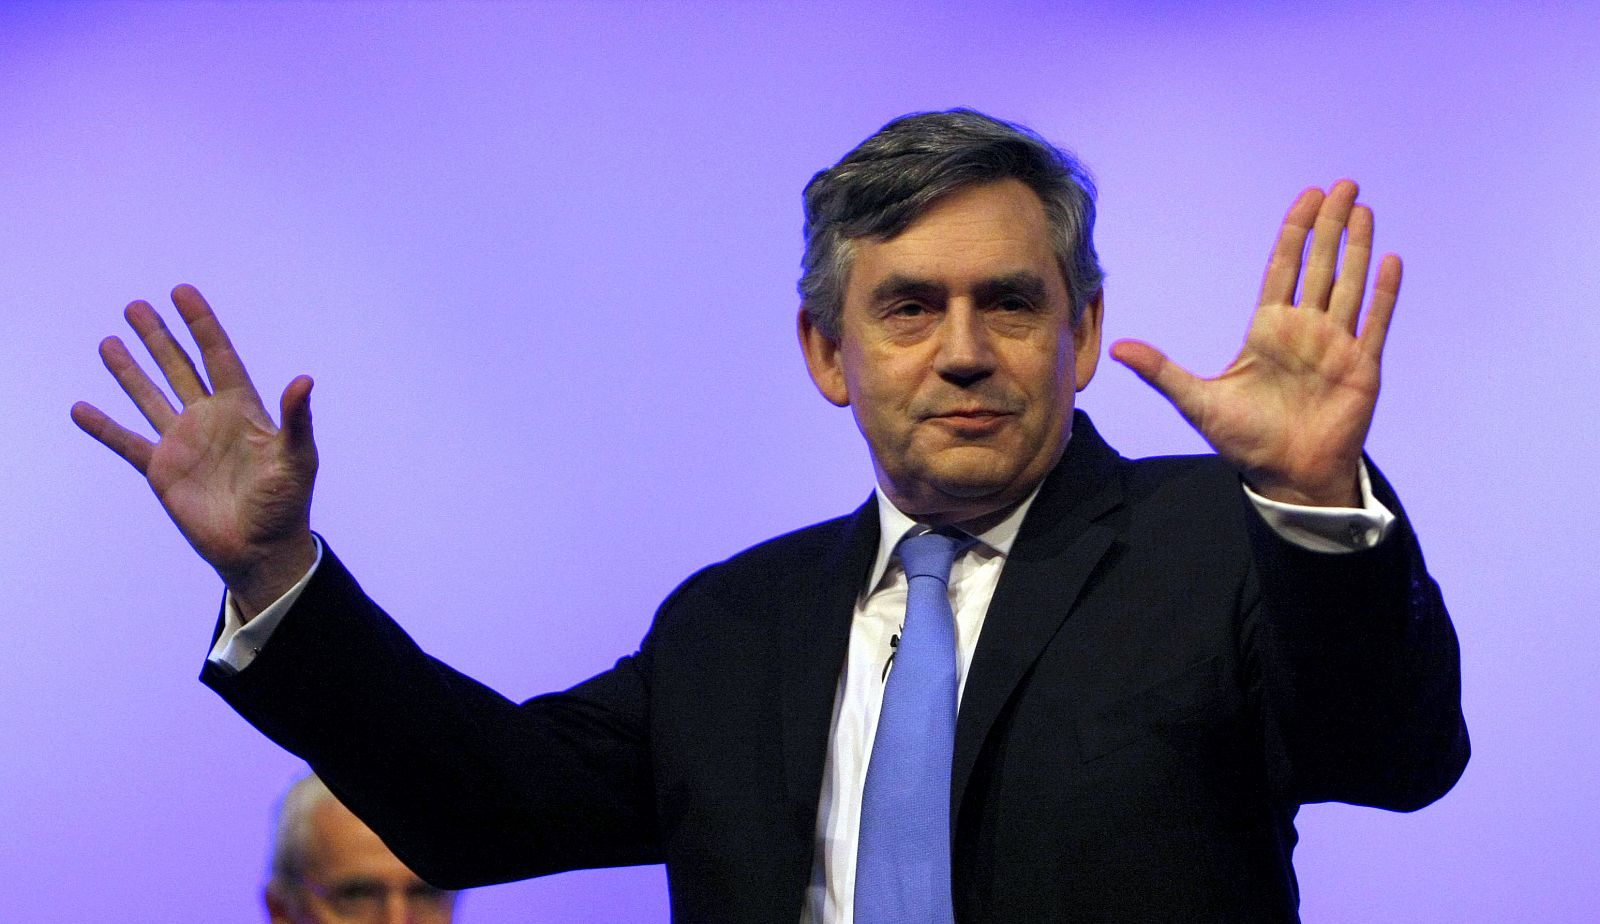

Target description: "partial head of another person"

left=798, top=109, right=1106, bottom=527
left=265, top=773, right=458, bottom=924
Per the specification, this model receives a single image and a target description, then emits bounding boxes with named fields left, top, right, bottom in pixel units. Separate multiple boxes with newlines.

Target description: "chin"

left=923, top=463, right=1024, bottom=501
left=919, top=444, right=1026, bottom=491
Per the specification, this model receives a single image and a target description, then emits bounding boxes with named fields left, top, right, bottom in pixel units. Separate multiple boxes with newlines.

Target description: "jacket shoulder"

left=658, top=507, right=868, bottom=609
left=1119, top=452, right=1244, bottom=511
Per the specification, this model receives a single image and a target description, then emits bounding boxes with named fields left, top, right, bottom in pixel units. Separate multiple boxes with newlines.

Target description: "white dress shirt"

left=208, top=466, right=1394, bottom=924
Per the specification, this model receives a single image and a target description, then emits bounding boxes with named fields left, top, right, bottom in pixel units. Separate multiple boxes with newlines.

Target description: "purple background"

left=4, top=1, right=1597, bottom=920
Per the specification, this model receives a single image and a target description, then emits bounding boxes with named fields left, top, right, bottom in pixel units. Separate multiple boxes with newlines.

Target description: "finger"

left=1260, top=188, right=1324, bottom=307
left=1359, top=254, right=1402, bottom=362
left=279, top=375, right=316, bottom=456
left=125, top=299, right=209, bottom=404
left=170, top=283, right=260, bottom=395
left=98, top=335, right=179, bottom=433
left=70, top=401, right=155, bottom=474
left=1110, top=339, right=1206, bottom=423
left=1298, top=179, right=1358, bottom=312
left=1328, top=203, right=1374, bottom=333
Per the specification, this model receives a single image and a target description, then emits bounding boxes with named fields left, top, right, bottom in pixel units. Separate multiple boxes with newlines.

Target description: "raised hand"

left=1110, top=181, right=1400, bottom=507
left=72, top=284, right=318, bottom=617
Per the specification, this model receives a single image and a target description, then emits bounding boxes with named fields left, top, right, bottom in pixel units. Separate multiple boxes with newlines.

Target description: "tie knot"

left=897, top=530, right=969, bottom=583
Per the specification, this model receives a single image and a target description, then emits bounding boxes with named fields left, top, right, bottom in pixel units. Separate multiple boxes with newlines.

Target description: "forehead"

left=845, top=179, right=1063, bottom=300
left=305, top=798, right=418, bottom=882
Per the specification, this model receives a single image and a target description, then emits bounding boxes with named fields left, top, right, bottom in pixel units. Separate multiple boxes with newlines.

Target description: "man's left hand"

left=1110, top=180, right=1399, bottom=507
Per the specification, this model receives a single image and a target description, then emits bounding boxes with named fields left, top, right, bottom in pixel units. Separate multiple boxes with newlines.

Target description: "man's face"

left=267, top=797, right=455, bottom=924
left=801, top=179, right=1102, bottom=526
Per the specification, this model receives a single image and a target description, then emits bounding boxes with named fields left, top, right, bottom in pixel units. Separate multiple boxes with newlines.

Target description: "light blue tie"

left=856, top=530, right=969, bottom=924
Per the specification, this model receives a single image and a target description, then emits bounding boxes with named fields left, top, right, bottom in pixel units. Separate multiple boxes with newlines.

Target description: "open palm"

left=1111, top=181, right=1400, bottom=507
left=72, top=284, right=318, bottom=612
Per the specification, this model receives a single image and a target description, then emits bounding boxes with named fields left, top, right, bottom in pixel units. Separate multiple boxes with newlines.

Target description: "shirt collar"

left=863, top=479, right=1045, bottom=599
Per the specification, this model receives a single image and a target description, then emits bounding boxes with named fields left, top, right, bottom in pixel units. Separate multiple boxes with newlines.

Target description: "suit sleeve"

left=202, top=541, right=665, bottom=888
left=1242, top=461, right=1469, bottom=812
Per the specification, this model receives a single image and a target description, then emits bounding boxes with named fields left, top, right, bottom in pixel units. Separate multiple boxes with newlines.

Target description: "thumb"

left=279, top=375, right=316, bottom=456
left=1110, top=339, right=1205, bottom=421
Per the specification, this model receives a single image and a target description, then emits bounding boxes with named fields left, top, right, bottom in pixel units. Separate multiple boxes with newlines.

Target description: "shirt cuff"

left=1243, top=463, right=1396, bottom=553
left=206, top=535, right=325, bottom=672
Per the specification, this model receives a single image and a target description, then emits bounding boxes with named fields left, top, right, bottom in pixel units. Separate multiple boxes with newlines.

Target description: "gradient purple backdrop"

left=4, top=2, right=1597, bottom=921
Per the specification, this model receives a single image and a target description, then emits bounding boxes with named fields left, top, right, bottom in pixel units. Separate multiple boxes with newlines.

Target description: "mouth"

left=925, top=406, right=1013, bottom=420
left=925, top=409, right=1014, bottom=435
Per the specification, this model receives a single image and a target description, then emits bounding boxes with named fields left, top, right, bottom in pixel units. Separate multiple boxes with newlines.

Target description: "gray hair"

left=799, top=108, right=1105, bottom=340
left=265, top=772, right=333, bottom=908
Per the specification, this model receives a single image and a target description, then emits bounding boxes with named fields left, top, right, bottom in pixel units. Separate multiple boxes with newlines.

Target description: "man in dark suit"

left=74, top=110, right=1466, bottom=922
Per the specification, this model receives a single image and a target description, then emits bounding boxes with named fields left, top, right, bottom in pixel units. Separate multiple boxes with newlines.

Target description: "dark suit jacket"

left=204, top=412, right=1467, bottom=922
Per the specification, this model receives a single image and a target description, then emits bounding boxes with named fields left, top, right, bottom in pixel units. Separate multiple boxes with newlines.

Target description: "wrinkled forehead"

left=841, top=180, right=1067, bottom=301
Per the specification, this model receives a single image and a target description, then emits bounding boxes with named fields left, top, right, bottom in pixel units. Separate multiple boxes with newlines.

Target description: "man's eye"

left=332, top=883, right=386, bottom=903
left=889, top=302, right=927, bottom=317
left=995, top=296, right=1034, bottom=312
left=407, top=884, right=454, bottom=906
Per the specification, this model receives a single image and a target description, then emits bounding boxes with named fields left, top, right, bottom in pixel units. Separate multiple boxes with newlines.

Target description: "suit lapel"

left=779, top=496, right=880, bottom=827
left=952, top=412, right=1124, bottom=813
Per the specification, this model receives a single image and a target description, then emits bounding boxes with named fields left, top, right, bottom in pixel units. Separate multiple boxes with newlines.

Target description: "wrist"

left=1246, top=472, right=1361, bottom=508
left=223, top=531, right=318, bottom=620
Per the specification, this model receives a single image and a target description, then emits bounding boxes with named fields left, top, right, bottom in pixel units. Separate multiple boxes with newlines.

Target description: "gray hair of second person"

left=799, top=108, right=1106, bottom=341
left=266, top=773, right=331, bottom=906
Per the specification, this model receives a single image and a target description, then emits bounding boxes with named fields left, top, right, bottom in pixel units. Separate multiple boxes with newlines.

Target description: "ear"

left=1072, top=289, right=1104, bottom=392
left=798, top=307, right=850, bottom=407
left=265, top=886, right=295, bottom=924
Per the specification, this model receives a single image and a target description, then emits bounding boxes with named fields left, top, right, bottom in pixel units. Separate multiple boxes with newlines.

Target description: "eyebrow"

left=973, top=271, right=1050, bottom=306
left=868, top=273, right=946, bottom=307
left=328, top=876, right=385, bottom=892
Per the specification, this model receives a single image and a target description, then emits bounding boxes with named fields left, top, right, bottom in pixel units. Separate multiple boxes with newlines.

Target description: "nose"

left=936, top=301, right=996, bottom=386
left=381, top=894, right=412, bottom=924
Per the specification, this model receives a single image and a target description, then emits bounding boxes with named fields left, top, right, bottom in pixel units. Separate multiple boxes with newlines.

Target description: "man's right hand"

left=72, top=284, right=319, bottom=620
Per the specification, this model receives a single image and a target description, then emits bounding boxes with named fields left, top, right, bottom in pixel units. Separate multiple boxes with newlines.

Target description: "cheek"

left=1013, top=341, right=1072, bottom=397
left=849, top=351, right=919, bottom=408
